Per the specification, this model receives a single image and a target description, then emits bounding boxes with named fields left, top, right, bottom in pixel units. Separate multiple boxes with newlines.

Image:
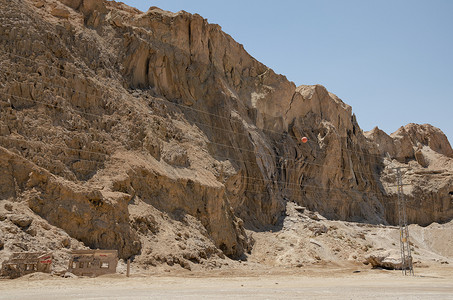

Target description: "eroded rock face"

left=366, top=124, right=453, bottom=225
left=0, top=147, right=141, bottom=258
left=0, top=0, right=452, bottom=264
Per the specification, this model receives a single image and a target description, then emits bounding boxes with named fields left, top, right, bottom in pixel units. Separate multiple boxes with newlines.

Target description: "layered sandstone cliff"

left=0, top=0, right=452, bottom=268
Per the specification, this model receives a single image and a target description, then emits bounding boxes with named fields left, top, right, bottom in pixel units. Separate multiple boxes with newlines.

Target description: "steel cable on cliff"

left=0, top=99, right=390, bottom=182
left=1, top=153, right=422, bottom=212
left=0, top=86, right=388, bottom=181
left=0, top=125, right=419, bottom=209
left=0, top=42, right=432, bottom=229
left=0, top=151, right=411, bottom=209
left=0, top=85, right=388, bottom=184
left=0, top=49, right=388, bottom=162
left=0, top=52, right=416, bottom=196
left=0, top=134, right=408, bottom=201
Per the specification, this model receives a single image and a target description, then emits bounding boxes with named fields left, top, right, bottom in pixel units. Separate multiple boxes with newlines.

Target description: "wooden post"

left=126, top=259, right=130, bottom=277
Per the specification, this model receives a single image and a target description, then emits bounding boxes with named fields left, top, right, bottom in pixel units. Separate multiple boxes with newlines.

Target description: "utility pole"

left=394, top=167, right=414, bottom=276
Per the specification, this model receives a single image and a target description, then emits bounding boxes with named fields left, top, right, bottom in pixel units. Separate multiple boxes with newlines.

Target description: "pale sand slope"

left=245, top=202, right=453, bottom=269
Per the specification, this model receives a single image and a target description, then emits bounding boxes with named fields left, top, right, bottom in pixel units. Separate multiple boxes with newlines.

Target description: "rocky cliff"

left=1, top=0, right=452, bottom=268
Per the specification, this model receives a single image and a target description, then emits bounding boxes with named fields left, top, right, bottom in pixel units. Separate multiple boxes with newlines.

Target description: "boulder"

left=365, top=250, right=403, bottom=270
left=9, top=215, right=33, bottom=228
left=415, top=149, right=428, bottom=167
left=63, top=272, right=78, bottom=278
left=51, top=7, right=70, bottom=19
left=4, top=203, right=13, bottom=212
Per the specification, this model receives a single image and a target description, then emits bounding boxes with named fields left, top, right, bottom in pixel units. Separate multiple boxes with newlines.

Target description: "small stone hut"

left=1, top=252, right=53, bottom=278
left=67, top=250, right=118, bottom=277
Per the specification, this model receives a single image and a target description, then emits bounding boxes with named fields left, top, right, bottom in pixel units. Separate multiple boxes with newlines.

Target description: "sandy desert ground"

left=1, top=264, right=453, bottom=299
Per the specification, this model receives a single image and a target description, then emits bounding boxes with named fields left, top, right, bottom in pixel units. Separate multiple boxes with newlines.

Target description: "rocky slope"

left=0, top=0, right=452, bottom=271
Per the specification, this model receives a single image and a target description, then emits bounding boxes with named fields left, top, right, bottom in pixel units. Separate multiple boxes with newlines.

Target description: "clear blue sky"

left=120, top=0, right=453, bottom=143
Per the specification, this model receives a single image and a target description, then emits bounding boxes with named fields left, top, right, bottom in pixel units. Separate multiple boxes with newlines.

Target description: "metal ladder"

left=395, top=167, right=414, bottom=276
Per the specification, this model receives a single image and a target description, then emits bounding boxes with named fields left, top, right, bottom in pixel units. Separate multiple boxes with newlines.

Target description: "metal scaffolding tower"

left=394, top=167, right=414, bottom=276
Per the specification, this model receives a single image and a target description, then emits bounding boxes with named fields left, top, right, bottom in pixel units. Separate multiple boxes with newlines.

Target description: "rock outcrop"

left=0, top=0, right=452, bottom=268
left=366, top=124, right=453, bottom=225
left=365, top=250, right=403, bottom=270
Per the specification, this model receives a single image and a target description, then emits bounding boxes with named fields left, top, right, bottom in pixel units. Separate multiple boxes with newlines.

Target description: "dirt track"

left=1, top=266, right=453, bottom=299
